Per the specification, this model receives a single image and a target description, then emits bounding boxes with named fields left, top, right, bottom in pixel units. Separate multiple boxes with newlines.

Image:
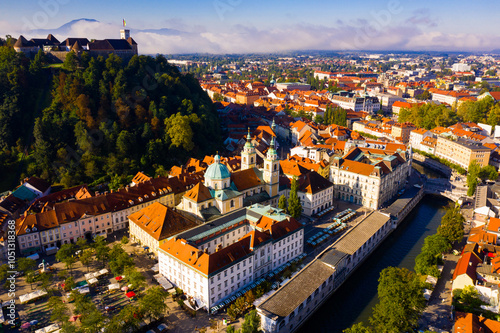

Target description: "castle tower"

left=264, top=136, right=279, bottom=197
left=271, top=118, right=276, bottom=132
left=241, top=128, right=256, bottom=170
left=120, top=29, right=130, bottom=40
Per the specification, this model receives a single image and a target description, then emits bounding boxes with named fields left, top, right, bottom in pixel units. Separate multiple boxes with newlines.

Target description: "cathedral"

left=179, top=130, right=280, bottom=221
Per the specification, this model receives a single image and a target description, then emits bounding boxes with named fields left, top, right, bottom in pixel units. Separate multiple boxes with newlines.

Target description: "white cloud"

left=3, top=18, right=500, bottom=53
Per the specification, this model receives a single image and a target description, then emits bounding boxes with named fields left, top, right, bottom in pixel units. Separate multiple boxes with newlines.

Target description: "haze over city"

left=3, top=0, right=500, bottom=54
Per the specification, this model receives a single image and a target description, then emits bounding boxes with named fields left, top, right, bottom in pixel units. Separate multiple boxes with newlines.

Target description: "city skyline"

left=2, top=1, right=500, bottom=54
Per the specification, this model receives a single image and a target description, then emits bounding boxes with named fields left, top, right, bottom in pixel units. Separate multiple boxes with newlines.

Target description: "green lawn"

left=43, top=63, right=63, bottom=68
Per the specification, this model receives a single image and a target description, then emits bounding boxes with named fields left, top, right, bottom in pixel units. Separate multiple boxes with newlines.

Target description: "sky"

left=2, top=0, right=500, bottom=54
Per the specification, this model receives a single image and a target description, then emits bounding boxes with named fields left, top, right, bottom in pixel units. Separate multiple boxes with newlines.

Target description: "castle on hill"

left=13, top=28, right=137, bottom=62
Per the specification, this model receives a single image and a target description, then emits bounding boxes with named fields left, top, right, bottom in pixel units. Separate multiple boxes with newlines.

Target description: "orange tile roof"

left=129, top=202, right=197, bottom=241
left=454, top=312, right=500, bottom=333
left=183, top=182, right=213, bottom=203
left=231, top=168, right=262, bottom=191
left=132, top=171, right=152, bottom=184
left=452, top=252, right=482, bottom=281
left=488, top=217, right=500, bottom=233
left=280, top=160, right=310, bottom=178
left=411, top=128, right=429, bottom=135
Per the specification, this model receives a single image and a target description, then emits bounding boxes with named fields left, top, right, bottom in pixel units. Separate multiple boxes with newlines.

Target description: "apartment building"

left=330, top=147, right=411, bottom=209
left=14, top=175, right=181, bottom=254
left=279, top=171, right=334, bottom=216
left=158, top=204, right=304, bottom=311
left=329, top=95, right=380, bottom=113
left=391, top=122, right=416, bottom=144
left=435, top=136, right=492, bottom=170
left=430, top=88, right=470, bottom=105
left=409, top=128, right=433, bottom=151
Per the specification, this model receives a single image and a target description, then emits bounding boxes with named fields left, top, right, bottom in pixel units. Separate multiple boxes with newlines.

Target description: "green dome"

left=205, top=157, right=231, bottom=180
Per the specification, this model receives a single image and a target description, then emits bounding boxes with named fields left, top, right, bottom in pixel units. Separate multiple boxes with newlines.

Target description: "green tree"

left=76, top=237, right=88, bottom=251
left=414, top=234, right=451, bottom=276
left=48, top=296, right=69, bottom=325
left=25, top=271, right=37, bottom=290
left=314, top=115, right=324, bottom=124
left=227, top=303, right=239, bottom=321
left=278, top=194, right=288, bottom=213
left=139, top=286, right=169, bottom=322
left=369, top=267, right=426, bottom=333
left=79, top=304, right=105, bottom=333
left=467, top=160, right=481, bottom=196
left=453, top=285, right=487, bottom=313
left=56, top=243, right=77, bottom=276
left=240, top=309, right=261, bottom=333
left=288, top=177, right=302, bottom=219
left=94, top=236, right=110, bottom=267
left=108, top=244, right=134, bottom=276
left=79, top=250, right=93, bottom=272
left=479, top=165, right=498, bottom=182
left=63, top=51, right=78, bottom=71
left=164, top=112, right=195, bottom=151
left=226, top=325, right=236, bottom=333
left=18, top=257, right=37, bottom=272
left=108, top=304, right=142, bottom=332
left=124, top=266, right=146, bottom=290
left=121, top=236, right=129, bottom=244
left=343, top=322, right=372, bottom=333
left=437, top=205, right=465, bottom=244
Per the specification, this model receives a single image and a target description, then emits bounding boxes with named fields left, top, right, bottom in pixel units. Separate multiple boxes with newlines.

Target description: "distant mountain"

left=28, top=18, right=187, bottom=39
left=31, top=18, right=98, bottom=36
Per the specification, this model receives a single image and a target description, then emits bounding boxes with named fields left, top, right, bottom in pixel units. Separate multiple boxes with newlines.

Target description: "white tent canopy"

left=35, top=323, right=60, bottom=333
left=153, top=274, right=174, bottom=291
left=19, top=290, right=48, bottom=304
left=108, top=283, right=120, bottom=291
left=87, top=278, right=98, bottom=285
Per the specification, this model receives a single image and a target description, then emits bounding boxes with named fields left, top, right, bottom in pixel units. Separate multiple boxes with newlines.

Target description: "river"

left=298, top=194, right=451, bottom=333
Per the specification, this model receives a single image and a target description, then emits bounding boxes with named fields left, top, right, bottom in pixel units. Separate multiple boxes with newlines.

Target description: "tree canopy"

left=0, top=46, right=222, bottom=191
left=437, top=204, right=465, bottom=244
left=369, top=267, right=426, bottom=333
left=398, top=103, right=458, bottom=130
left=287, top=177, right=302, bottom=219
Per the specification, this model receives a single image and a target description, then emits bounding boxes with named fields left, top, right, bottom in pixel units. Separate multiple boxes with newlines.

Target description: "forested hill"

left=0, top=46, right=222, bottom=191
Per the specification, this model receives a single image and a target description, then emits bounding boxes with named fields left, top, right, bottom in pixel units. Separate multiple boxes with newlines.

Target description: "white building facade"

left=158, top=204, right=304, bottom=311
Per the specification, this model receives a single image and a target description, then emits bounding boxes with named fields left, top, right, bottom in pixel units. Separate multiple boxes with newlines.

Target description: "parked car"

left=157, top=323, right=168, bottom=331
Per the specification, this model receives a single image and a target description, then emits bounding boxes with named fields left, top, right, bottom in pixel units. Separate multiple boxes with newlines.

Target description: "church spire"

left=245, top=128, right=253, bottom=149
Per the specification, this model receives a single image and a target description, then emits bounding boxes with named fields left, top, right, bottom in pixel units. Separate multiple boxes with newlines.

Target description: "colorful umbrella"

left=115, top=276, right=123, bottom=281
left=126, top=291, right=136, bottom=298
left=21, top=322, right=31, bottom=329
left=121, top=286, right=129, bottom=292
